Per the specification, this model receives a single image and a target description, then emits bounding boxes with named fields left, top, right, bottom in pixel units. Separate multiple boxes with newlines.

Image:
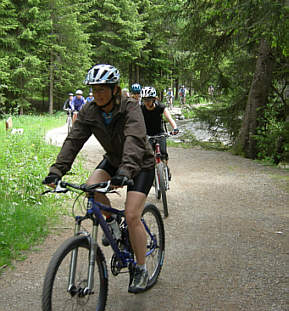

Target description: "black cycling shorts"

left=96, top=158, right=155, bottom=195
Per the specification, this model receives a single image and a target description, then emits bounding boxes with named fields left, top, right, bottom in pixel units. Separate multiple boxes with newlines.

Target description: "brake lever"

left=41, top=181, right=68, bottom=195
left=55, top=180, right=69, bottom=193
left=95, top=180, right=112, bottom=193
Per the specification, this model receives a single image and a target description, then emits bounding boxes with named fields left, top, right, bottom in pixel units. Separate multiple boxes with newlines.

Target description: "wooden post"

left=5, top=117, right=13, bottom=130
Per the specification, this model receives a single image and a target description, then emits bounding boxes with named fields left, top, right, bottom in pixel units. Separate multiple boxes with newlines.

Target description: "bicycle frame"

left=147, top=134, right=167, bottom=161
left=68, top=191, right=157, bottom=294
left=154, top=142, right=162, bottom=164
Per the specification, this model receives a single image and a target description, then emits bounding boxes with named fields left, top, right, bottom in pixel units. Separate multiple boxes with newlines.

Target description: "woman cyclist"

left=140, top=86, right=179, bottom=178
left=42, top=64, right=155, bottom=294
left=71, top=89, right=86, bottom=123
left=165, top=87, right=174, bottom=109
left=130, top=83, right=142, bottom=104
left=85, top=92, right=94, bottom=104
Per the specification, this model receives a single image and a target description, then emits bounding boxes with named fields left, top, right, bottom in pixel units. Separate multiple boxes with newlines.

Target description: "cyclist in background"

left=63, top=92, right=74, bottom=110
left=179, top=85, right=186, bottom=105
left=122, top=88, right=130, bottom=97
left=166, top=87, right=174, bottom=109
left=71, top=89, right=86, bottom=123
left=130, top=83, right=142, bottom=104
left=42, top=64, right=155, bottom=294
left=208, top=85, right=214, bottom=96
left=63, top=92, right=74, bottom=132
left=85, top=92, right=94, bottom=104
left=140, top=86, right=179, bottom=178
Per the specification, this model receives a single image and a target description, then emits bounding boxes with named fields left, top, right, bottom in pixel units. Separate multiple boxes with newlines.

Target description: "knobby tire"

left=67, top=116, right=72, bottom=134
left=156, top=162, right=168, bottom=217
left=135, top=203, right=165, bottom=290
left=154, top=166, right=161, bottom=200
left=42, top=235, right=108, bottom=311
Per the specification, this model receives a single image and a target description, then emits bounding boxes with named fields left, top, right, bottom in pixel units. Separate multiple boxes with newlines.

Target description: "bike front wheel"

left=141, top=203, right=165, bottom=290
left=42, top=235, right=108, bottom=311
left=67, top=115, right=72, bottom=134
left=156, top=162, right=168, bottom=217
left=154, top=166, right=161, bottom=200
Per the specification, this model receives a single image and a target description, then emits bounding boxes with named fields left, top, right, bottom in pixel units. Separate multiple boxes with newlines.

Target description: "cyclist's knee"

left=125, top=192, right=146, bottom=226
left=125, top=211, right=140, bottom=228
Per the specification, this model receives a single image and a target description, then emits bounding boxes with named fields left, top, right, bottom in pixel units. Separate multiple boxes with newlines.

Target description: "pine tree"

left=43, top=0, right=91, bottom=113
left=87, top=0, right=144, bottom=82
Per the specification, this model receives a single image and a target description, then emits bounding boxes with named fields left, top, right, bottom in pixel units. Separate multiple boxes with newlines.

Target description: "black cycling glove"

left=171, top=128, right=179, bottom=135
left=110, top=175, right=129, bottom=187
left=42, top=173, right=61, bottom=185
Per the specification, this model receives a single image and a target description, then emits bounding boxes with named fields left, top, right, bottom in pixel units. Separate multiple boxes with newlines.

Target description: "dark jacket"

left=49, top=96, right=155, bottom=179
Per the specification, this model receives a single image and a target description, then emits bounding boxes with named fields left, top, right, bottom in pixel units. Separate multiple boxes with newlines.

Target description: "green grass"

left=0, top=114, right=89, bottom=269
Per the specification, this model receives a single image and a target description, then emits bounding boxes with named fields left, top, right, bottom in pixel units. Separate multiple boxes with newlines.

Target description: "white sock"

left=136, top=263, right=147, bottom=271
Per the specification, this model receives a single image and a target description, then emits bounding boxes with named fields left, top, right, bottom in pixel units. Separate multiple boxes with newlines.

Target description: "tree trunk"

left=234, top=38, right=273, bottom=158
left=175, top=78, right=179, bottom=100
left=49, top=52, right=54, bottom=114
left=129, top=63, right=133, bottom=88
left=135, top=64, right=140, bottom=83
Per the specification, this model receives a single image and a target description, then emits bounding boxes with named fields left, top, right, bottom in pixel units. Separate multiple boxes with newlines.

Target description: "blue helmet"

left=84, top=64, right=120, bottom=85
left=131, top=83, right=142, bottom=94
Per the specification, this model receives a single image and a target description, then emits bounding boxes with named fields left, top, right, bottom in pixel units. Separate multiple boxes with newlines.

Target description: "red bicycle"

left=148, top=134, right=170, bottom=218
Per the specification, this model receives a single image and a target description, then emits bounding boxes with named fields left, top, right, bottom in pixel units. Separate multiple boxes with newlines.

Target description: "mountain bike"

left=179, top=95, right=185, bottom=105
left=165, top=95, right=173, bottom=109
left=64, top=108, right=73, bottom=133
left=41, top=180, right=165, bottom=311
left=148, top=134, right=170, bottom=218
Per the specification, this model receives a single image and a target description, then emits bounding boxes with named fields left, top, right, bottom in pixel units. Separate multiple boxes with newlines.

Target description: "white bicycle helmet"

left=141, top=86, right=157, bottom=98
left=75, top=90, right=83, bottom=95
left=84, top=64, right=120, bottom=85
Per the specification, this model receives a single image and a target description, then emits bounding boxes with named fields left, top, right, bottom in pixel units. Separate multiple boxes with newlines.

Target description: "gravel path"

left=0, top=125, right=289, bottom=311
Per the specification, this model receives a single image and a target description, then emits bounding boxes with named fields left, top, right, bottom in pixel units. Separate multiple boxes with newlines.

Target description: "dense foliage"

left=0, top=114, right=90, bottom=267
left=1, top=0, right=289, bottom=163
left=0, top=115, right=65, bottom=267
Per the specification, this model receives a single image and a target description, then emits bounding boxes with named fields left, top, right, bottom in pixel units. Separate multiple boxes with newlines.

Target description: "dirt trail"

left=0, top=126, right=289, bottom=311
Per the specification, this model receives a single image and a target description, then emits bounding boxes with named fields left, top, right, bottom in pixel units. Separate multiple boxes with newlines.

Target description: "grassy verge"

left=0, top=114, right=89, bottom=269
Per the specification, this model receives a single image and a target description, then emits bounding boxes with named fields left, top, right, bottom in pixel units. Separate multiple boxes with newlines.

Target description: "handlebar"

left=42, top=179, right=134, bottom=195
left=147, top=134, right=169, bottom=140
left=147, top=131, right=180, bottom=139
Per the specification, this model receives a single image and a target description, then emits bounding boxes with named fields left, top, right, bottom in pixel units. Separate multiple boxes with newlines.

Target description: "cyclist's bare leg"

left=125, top=191, right=147, bottom=265
left=86, top=168, right=111, bottom=216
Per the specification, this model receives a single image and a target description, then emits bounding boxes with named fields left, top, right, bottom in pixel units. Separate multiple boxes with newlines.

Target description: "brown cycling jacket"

left=49, top=96, right=155, bottom=179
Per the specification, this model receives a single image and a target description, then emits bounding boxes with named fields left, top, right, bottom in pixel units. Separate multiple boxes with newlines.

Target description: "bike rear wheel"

left=42, top=235, right=108, bottom=311
left=156, top=162, right=168, bottom=217
left=141, top=203, right=165, bottom=289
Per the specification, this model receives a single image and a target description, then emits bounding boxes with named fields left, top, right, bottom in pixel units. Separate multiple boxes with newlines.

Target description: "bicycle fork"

left=67, top=218, right=99, bottom=296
